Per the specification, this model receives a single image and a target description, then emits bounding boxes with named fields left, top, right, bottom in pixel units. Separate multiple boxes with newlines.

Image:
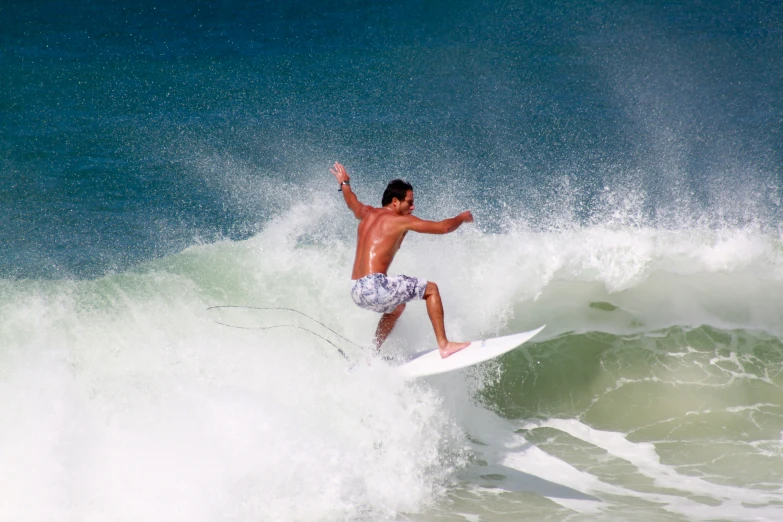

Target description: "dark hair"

left=381, top=179, right=413, bottom=206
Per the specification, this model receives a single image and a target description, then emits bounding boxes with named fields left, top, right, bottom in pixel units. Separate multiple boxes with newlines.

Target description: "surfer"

left=331, top=161, right=473, bottom=358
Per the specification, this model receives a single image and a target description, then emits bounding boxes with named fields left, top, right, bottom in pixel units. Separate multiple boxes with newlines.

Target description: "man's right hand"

left=330, top=162, right=350, bottom=185
left=459, top=211, right=474, bottom=223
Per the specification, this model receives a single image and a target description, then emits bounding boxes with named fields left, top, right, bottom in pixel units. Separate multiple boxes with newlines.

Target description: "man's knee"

left=424, top=281, right=439, bottom=298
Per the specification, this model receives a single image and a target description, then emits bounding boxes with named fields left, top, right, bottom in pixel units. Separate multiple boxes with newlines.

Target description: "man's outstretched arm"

left=404, top=211, right=474, bottom=234
left=330, top=162, right=371, bottom=219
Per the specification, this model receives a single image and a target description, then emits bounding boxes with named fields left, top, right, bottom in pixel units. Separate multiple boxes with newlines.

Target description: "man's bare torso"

left=352, top=207, right=408, bottom=279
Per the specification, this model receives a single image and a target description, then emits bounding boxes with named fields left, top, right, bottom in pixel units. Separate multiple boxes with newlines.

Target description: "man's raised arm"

left=330, top=162, right=371, bottom=219
left=404, top=211, right=474, bottom=234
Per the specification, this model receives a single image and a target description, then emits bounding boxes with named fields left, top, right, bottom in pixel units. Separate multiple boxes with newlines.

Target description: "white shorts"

left=350, top=273, right=428, bottom=314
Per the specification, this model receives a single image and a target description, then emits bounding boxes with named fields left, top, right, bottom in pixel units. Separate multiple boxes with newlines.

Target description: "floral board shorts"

left=350, top=273, right=428, bottom=314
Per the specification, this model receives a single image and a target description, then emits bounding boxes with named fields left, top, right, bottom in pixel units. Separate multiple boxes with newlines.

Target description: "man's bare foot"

left=439, top=341, right=471, bottom=358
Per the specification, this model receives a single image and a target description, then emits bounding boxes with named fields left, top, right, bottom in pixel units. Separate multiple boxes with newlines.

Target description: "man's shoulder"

left=383, top=213, right=422, bottom=233
left=361, top=208, right=409, bottom=230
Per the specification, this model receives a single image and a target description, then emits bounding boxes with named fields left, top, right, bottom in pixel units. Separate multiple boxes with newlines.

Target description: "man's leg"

left=423, top=282, right=470, bottom=358
left=373, top=303, right=406, bottom=350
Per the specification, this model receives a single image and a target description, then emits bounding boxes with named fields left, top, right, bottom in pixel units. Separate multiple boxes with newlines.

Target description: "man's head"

left=382, top=179, right=415, bottom=215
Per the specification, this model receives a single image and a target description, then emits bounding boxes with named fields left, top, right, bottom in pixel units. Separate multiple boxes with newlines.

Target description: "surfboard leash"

left=205, top=305, right=368, bottom=361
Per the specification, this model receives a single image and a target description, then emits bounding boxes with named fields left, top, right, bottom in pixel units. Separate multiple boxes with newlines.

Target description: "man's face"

left=397, top=190, right=415, bottom=215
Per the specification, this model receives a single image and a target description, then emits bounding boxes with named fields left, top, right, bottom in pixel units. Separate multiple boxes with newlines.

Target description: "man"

left=330, top=161, right=473, bottom=358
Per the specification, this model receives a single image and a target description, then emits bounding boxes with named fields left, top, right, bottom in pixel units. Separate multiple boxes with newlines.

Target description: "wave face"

left=2, top=0, right=782, bottom=519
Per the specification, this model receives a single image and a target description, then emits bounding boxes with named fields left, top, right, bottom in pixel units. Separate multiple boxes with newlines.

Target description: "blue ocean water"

left=2, top=1, right=783, bottom=520
left=4, top=0, right=780, bottom=278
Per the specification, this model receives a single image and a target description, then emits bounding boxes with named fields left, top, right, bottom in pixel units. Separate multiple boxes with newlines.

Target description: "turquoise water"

left=2, top=0, right=783, bottom=520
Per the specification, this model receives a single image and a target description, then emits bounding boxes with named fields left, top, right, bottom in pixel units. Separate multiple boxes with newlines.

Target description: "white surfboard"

left=397, top=325, right=546, bottom=379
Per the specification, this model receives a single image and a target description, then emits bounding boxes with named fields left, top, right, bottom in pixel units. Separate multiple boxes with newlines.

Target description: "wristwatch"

left=338, top=180, right=350, bottom=192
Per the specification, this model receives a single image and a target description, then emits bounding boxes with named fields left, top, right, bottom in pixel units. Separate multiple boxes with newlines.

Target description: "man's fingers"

left=330, top=162, right=348, bottom=182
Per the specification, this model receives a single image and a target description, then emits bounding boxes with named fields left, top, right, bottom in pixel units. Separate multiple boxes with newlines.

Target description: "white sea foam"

left=0, top=259, right=466, bottom=521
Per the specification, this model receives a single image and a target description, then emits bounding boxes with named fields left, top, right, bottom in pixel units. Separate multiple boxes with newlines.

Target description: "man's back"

left=352, top=207, right=407, bottom=279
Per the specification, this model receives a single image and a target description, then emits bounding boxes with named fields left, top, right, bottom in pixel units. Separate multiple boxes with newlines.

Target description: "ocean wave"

left=2, top=201, right=783, bottom=520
